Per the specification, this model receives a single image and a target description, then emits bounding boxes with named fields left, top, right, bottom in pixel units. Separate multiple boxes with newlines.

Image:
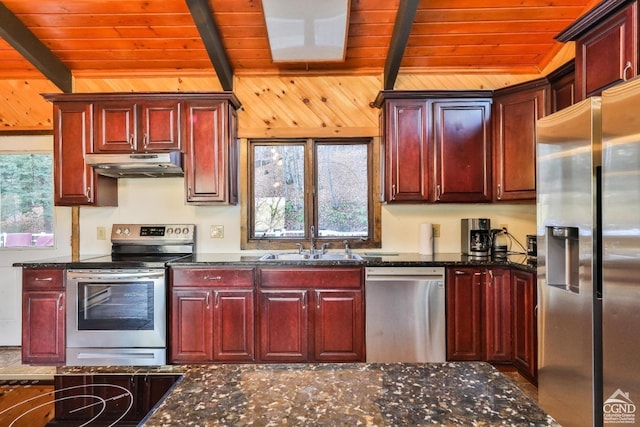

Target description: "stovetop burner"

left=75, top=224, right=196, bottom=268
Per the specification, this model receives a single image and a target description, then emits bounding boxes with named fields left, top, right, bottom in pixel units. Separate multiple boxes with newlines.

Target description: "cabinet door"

left=384, top=99, right=430, bottom=202
left=94, top=101, right=139, bottom=152
left=446, top=268, right=483, bottom=360
left=314, top=290, right=364, bottom=362
left=576, top=3, right=636, bottom=100
left=512, top=270, right=538, bottom=382
left=433, top=100, right=492, bottom=202
left=170, top=289, right=213, bottom=362
left=258, top=290, right=308, bottom=362
left=213, top=290, right=254, bottom=361
left=22, top=290, right=65, bottom=365
left=183, top=100, right=235, bottom=204
left=141, top=101, right=181, bottom=151
left=550, top=65, right=575, bottom=113
left=91, top=374, right=141, bottom=423
left=484, top=268, right=512, bottom=362
left=493, top=85, right=547, bottom=201
left=52, top=102, right=118, bottom=206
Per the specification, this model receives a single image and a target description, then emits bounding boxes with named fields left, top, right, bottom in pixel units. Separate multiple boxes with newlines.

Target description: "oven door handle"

left=67, top=270, right=165, bottom=282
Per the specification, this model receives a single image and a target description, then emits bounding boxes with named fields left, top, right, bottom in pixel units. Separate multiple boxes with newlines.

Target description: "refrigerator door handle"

left=595, top=165, right=603, bottom=300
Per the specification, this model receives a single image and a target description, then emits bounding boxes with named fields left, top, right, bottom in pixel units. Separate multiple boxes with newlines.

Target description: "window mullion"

left=306, top=138, right=316, bottom=240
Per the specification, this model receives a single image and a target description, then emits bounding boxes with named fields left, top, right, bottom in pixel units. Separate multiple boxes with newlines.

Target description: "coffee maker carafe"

left=461, top=218, right=491, bottom=257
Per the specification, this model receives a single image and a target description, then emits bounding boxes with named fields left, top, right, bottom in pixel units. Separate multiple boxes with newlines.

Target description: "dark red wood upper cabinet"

left=93, top=100, right=180, bottom=153
left=557, top=1, right=637, bottom=101
left=433, top=99, right=492, bottom=203
left=493, top=80, right=548, bottom=201
left=383, top=99, right=430, bottom=202
left=183, top=99, right=238, bottom=204
left=52, top=102, right=118, bottom=206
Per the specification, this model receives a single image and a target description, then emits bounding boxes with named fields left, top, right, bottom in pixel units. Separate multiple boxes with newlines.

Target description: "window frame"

left=242, top=137, right=381, bottom=251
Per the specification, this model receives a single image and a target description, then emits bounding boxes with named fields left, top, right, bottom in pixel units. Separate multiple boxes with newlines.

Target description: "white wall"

left=381, top=203, right=536, bottom=254
left=0, top=135, right=73, bottom=345
left=78, top=177, right=536, bottom=255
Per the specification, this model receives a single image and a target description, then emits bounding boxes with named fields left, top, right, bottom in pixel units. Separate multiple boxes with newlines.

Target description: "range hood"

left=85, top=151, right=184, bottom=178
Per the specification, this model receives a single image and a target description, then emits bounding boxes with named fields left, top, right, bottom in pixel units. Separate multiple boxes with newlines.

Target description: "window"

left=0, top=153, right=54, bottom=248
left=245, top=138, right=380, bottom=250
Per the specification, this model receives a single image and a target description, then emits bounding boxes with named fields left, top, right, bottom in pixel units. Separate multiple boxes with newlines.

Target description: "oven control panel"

left=111, top=224, right=196, bottom=243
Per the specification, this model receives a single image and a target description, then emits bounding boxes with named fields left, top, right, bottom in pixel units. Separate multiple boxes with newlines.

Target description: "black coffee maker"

left=461, top=218, right=491, bottom=257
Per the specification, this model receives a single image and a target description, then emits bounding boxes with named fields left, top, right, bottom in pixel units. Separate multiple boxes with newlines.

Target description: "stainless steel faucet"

left=343, top=240, right=352, bottom=256
left=309, top=225, right=316, bottom=252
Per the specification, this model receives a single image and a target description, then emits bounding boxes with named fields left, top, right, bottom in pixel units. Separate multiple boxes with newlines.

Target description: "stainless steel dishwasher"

left=365, top=266, right=446, bottom=362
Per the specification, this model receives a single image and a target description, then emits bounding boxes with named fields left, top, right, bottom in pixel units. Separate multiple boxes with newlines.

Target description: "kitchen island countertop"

left=59, top=362, right=557, bottom=426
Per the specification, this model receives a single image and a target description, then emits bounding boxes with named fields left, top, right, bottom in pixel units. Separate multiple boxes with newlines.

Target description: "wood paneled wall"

left=0, top=66, right=575, bottom=134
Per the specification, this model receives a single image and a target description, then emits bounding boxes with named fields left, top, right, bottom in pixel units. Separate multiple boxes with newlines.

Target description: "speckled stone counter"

left=60, top=362, right=558, bottom=426
left=14, top=251, right=536, bottom=273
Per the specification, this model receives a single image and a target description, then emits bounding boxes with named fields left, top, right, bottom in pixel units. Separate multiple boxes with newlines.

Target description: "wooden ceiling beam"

left=383, top=0, right=419, bottom=90
left=0, top=2, right=72, bottom=93
left=186, top=0, right=234, bottom=91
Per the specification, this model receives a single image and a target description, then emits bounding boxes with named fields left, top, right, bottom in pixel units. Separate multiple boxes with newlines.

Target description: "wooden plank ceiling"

left=0, top=0, right=598, bottom=91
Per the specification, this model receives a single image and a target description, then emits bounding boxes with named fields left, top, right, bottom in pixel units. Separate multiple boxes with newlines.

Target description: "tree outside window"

left=0, top=153, right=54, bottom=247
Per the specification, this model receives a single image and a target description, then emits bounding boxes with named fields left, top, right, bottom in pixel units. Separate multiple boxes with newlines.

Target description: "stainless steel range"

left=66, top=224, right=195, bottom=366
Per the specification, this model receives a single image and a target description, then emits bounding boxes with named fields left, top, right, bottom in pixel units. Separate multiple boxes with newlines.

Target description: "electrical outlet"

left=499, top=223, right=508, bottom=232
left=433, top=224, right=441, bottom=238
left=210, top=225, right=224, bottom=238
left=97, top=226, right=107, bottom=240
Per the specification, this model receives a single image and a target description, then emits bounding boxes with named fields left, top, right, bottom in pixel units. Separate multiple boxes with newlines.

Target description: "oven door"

left=66, top=269, right=166, bottom=349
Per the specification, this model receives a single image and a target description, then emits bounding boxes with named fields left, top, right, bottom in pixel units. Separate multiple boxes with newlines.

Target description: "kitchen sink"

left=259, top=252, right=364, bottom=261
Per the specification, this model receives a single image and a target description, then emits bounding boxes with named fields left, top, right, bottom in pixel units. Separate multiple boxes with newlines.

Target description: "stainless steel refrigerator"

left=537, top=78, right=640, bottom=427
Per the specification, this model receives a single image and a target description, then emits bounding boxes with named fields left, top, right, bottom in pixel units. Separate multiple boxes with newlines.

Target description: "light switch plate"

left=97, top=226, right=107, bottom=240
left=210, top=225, right=224, bottom=238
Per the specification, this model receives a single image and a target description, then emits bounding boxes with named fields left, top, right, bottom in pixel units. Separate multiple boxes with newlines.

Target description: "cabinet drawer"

left=171, top=267, right=254, bottom=287
left=23, top=269, right=64, bottom=290
left=260, top=267, right=363, bottom=289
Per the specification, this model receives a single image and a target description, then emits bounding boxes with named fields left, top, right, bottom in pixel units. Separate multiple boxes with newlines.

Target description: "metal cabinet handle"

left=204, top=275, right=222, bottom=281
left=34, top=277, right=53, bottom=281
left=487, top=269, right=494, bottom=287
left=623, top=61, right=633, bottom=81
left=129, top=134, right=135, bottom=150
left=205, top=291, right=211, bottom=309
left=391, top=184, right=396, bottom=200
left=497, top=183, right=502, bottom=200
left=143, top=134, right=149, bottom=148
left=302, top=292, right=307, bottom=310
left=316, top=290, right=321, bottom=309
left=455, top=270, right=467, bottom=275
left=215, top=291, right=220, bottom=308
left=436, top=184, right=441, bottom=201
left=57, top=293, right=64, bottom=311
left=86, top=186, right=92, bottom=201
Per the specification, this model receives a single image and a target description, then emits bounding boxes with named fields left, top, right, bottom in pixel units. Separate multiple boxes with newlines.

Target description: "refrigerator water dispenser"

left=546, top=226, right=580, bottom=292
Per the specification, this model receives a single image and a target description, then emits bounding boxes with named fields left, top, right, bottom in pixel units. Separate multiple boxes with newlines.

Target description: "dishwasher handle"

left=366, top=274, right=445, bottom=281
left=365, top=267, right=445, bottom=282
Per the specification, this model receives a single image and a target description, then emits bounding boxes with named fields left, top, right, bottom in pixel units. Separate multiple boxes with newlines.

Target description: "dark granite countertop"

left=14, top=252, right=537, bottom=273
left=58, top=362, right=557, bottom=426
